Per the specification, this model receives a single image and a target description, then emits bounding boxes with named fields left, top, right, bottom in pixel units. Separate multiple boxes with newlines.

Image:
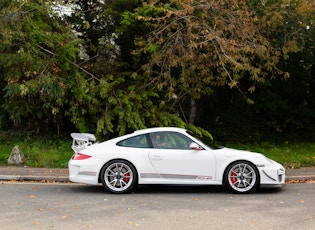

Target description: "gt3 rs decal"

left=140, top=173, right=212, bottom=180
left=196, top=176, right=212, bottom=180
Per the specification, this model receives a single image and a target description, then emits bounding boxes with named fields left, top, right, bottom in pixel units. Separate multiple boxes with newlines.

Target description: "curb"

left=285, top=175, right=315, bottom=181
left=0, top=175, right=69, bottom=182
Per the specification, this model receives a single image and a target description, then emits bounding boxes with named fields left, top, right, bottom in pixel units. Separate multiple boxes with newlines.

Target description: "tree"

left=65, top=0, right=211, bottom=138
left=259, top=0, right=314, bottom=56
left=194, top=0, right=315, bottom=142
left=251, top=0, right=315, bottom=138
left=0, top=0, right=211, bottom=138
left=123, top=0, right=283, bottom=124
left=0, top=0, right=80, bottom=133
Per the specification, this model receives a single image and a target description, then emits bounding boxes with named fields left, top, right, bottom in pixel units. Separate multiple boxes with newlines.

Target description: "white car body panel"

left=68, top=127, right=285, bottom=191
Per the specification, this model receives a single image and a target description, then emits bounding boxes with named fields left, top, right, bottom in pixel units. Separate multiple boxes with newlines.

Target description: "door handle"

left=151, top=155, right=163, bottom=161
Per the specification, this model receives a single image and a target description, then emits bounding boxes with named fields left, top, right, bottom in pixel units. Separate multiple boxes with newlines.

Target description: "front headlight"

left=278, top=168, right=285, bottom=175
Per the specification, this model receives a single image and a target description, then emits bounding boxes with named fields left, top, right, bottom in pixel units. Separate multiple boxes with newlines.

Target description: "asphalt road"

left=1, top=182, right=314, bottom=230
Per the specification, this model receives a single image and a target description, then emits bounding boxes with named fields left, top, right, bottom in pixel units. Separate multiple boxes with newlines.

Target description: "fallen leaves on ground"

left=127, top=222, right=139, bottom=227
left=286, top=179, right=315, bottom=184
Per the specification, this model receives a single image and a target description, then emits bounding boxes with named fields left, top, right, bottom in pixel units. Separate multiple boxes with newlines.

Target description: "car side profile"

left=68, top=127, right=285, bottom=194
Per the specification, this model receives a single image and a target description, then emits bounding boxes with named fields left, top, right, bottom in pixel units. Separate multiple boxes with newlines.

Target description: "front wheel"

left=100, top=160, right=138, bottom=194
left=224, top=161, right=259, bottom=194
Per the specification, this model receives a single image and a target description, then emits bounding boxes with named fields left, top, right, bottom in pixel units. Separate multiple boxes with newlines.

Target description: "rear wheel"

left=224, top=161, right=259, bottom=194
left=100, top=160, right=137, bottom=194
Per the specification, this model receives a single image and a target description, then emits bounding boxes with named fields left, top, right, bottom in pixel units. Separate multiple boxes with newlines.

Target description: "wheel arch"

left=222, top=160, right=261, bottom=186
left=98, top=158, right=139, bottom=183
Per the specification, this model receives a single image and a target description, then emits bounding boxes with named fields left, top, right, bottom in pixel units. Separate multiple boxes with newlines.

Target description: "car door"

left=148, top=131, right=216, bottom=184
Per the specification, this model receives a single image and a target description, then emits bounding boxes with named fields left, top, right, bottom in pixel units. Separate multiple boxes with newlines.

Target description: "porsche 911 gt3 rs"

left=68, top=127, right=285, bottom=194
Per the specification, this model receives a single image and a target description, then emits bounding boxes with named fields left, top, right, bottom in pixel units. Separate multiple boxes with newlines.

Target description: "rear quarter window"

left=116, top=134, right=149, bottom=148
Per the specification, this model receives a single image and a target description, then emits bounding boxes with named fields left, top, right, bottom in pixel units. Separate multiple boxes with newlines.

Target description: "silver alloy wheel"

left=226, top=162, right=258, bottom=193
left=103, top=161, right=135, bottom=193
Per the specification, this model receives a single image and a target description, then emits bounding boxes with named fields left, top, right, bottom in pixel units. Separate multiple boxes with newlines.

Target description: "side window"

left=150, top=132, right=193, bottom=149
left=171, top=133, right=193, bottom=149
left=117, top=134, right=149, bottom=148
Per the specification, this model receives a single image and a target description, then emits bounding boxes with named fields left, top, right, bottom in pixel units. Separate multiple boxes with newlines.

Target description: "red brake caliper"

left=123, top=172, right=130, bottom=183
left=231, top=171, right=237, bottom=184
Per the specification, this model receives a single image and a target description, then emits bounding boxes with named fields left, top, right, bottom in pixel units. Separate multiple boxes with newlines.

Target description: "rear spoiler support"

left=71, top=133, right=96, bottom=152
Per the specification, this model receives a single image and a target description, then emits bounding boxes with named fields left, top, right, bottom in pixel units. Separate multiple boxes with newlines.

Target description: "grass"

left=226, top=142, right=315, bottom=169
left=0, top=131, right=314, bottom=168
left=0, top=131, right=72, bottom=168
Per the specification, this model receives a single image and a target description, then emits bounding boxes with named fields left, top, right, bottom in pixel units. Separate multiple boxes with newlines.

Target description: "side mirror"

left=189, top=142, right=202, bottom=150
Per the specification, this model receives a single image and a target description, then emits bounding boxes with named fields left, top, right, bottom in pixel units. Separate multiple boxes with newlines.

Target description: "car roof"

left=101, top=127, right=188, bottom=144
left=133, top=127, right=187, bottom=135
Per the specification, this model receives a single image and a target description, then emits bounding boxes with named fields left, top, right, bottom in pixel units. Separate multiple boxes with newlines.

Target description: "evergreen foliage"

left=0, top=0, right=314, bottom=142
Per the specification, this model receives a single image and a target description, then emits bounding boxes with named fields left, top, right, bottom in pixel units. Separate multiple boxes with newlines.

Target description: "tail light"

left=72, top=153, right=91, bottom=160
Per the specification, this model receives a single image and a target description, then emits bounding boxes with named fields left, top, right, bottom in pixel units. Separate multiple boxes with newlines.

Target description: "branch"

left=36, top=44, right=100, bottom=81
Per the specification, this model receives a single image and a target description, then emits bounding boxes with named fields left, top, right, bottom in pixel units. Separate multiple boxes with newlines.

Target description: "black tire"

left=224, top=161, right=259, bottom=194
left=100, top=160, right=138, bottom=194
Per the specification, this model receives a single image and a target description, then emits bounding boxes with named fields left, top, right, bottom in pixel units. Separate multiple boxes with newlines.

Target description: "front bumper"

left=260, top=183, right=286, bottom=188
left=259, top=167, right=286, bottom=188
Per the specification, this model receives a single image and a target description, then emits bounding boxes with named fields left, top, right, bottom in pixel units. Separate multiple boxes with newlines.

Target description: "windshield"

left=186, top=130, right=222, bottom=150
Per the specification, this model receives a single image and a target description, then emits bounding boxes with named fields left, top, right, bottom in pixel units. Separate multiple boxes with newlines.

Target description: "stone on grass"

left=7, top=146, right=26, bottom=165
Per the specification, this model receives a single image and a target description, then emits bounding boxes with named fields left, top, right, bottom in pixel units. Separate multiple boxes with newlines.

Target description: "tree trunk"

left=189, top=98, right=197, bottom=125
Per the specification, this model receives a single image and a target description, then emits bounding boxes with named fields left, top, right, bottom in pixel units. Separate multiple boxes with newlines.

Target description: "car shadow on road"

left=68, top=184, right=284, bottom=195
left=136, top=185, right=226, bottom=194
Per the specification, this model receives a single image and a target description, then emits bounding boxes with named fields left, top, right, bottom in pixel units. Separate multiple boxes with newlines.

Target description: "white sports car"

left=68, top=127, right=285, bottom=194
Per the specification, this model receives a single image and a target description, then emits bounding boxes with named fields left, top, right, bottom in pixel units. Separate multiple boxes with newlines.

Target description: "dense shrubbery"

left=0, top=0, right=314, bottom=144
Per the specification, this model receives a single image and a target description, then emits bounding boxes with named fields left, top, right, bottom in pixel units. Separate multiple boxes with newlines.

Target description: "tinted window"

left=149, top=132, right=193, bottom=149
left=117, top=134, right=149, bottom=148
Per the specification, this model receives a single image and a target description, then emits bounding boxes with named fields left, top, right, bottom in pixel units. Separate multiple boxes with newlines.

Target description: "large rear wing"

left=71, top=133, right=96, bottom=152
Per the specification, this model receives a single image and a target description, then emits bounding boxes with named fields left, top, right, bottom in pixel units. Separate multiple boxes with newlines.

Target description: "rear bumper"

left=68, top=161, right=99, bottom=185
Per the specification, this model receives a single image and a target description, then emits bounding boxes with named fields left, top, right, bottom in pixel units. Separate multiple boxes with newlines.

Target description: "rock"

left=7, top=146, right=26, bottom=165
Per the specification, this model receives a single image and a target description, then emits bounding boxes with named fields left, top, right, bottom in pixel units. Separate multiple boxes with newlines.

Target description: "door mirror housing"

left=189, top=142, right=202, bottom=150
